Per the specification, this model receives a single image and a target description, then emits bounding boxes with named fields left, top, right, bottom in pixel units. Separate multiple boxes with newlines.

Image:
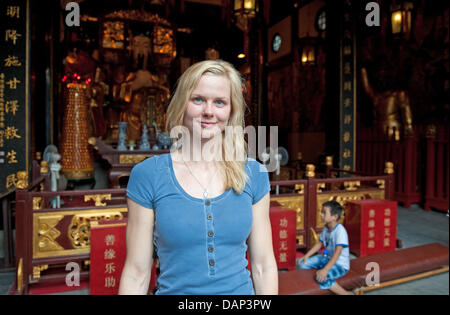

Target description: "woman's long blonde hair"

left=166, top=60, right=249, bottom=194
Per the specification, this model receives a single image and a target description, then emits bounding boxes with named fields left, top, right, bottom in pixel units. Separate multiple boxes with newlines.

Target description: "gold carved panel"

left=69, top=210, right=124, bottom=249
left=315, top=189, right=385, bottom=229
left=271, top=195, right=304, bottom=231
left=35, top=215, right=65, bottom=254
left=33, top=207, right=127, bottom=259
left=119, top=154, right=153, bottom=164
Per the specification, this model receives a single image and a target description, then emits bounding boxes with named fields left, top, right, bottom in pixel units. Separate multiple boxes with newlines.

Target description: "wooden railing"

left=270, top=162, right=394, bottom=250
left=357, top=124, right=448, bottom=212
left=14, top=172, right=127, bottom=294
left=13, top=159, right=394, bottom=294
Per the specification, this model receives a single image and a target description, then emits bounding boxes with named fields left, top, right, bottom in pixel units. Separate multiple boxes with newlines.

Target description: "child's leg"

left=297, top=254, right=328, bottom=270
left=329, top=283, right=352, bottom=295
left=316, top=264, right=350, bottom=293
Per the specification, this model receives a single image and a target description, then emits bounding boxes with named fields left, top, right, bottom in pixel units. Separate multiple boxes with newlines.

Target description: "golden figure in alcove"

left=100, top=11, right=175, bottom=144
left=119, top=90, right=147, bottom=143
left=361, top=68, right=414, bottom=139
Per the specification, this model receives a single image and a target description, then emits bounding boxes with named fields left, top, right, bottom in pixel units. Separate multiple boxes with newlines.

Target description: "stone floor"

left=1, top=203, right=448, bottom=295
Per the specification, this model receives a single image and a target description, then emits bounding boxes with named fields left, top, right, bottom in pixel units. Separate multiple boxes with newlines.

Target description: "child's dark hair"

left=323, top=201, right=344, bottom=220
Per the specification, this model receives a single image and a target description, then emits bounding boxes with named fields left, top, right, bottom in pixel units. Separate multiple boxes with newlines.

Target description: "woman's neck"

left=174, top=135, right=223, bottom=164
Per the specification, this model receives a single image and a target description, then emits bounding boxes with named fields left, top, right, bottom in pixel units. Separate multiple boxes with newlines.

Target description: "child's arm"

left=315, top=246, right=344, bottom=282
left=301, top=241, right=323, bottom=262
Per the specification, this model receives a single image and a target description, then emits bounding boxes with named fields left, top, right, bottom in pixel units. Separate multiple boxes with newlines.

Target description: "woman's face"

left=183, top=74, right=231, bottom=141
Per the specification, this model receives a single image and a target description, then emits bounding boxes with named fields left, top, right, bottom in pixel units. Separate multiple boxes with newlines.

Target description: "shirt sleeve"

left=335, top=225, right=349, bottom=248
left=126, top=157, right=156, bottom=209
left=250, top=160, right=271, bottom=205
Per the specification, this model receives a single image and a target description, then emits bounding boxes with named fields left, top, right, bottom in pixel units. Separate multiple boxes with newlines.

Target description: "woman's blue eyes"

left=192, top=97, right=226, bottom=106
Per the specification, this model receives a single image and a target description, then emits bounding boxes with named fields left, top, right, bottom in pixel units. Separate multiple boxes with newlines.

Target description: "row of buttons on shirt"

left=205, top=199, right=215, bottom=271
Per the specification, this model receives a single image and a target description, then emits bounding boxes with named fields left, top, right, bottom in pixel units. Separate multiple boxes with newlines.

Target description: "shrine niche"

left=99, top=10, right=174, bottom=145
left=60, top=8, right=175, bottom=162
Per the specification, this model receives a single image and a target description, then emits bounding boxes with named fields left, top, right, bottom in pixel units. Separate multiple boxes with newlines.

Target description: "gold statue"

left=131, top=34, right=151, bottom=70
left=361, top=68, right=413, bottom=139
left=119, top=91, right=147, bottom=143
left=16, top=171, right=29, bottom=189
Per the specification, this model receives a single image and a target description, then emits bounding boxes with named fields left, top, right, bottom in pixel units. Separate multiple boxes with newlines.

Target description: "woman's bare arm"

left=119, top=198, right=155, bottom=294
left=247, top=192, right=278, bottom=295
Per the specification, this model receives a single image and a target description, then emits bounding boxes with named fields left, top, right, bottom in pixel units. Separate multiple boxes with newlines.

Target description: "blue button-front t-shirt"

left=126, top=153, right=271, bottom=295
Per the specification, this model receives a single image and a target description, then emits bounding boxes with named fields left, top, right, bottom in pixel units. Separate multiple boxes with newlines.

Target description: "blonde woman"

left=119, top=60, right=278, bottom=295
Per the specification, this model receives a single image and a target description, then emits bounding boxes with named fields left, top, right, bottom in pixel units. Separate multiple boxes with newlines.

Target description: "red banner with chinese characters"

left=269, top=201, right=297, bottom=270
left=345, top=199, right=397, bottom=257
left=90, top=219, right=127, bottom=295
left=90, top=219, right=158, bottom=294
left=0, top=0, right=29, bottom=197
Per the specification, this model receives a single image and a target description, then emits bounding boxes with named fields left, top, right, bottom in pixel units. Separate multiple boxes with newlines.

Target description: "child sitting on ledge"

left=297, top=201, right=352, bottom=295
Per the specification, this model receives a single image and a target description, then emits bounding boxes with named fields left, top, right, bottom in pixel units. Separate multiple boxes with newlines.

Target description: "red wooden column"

left=305, top=164, right=318, bottom=251
left=425, top=125, right=449, bottom=212
left=402, top=134, right=414, bottom=208
left=384, top=161, right=395, bottom=201
left=424, top=126, right=436, bottom=211
left=14, top=188, right=32, bottom=294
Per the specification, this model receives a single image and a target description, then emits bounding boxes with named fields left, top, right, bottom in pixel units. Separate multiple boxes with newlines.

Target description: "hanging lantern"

left=233, top=0, right=258, bottom=59
left=233, top=0, right=258, bottom=32
left=233, top=0, right=258, bottom=18
left=300, top=43, right=315, bottom=66
left=390, top=1, right=413, bottom=36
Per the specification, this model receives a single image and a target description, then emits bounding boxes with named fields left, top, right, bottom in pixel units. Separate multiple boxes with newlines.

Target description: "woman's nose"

left=202, top=101, right=213, bottom=116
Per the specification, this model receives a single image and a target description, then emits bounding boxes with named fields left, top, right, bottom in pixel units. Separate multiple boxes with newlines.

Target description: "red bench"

left=279, top=243, right=449, bottom=295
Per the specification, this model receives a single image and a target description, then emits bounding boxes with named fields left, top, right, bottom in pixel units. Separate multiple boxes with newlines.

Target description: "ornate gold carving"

left=344, top=181, right=360, bottom=191
left=33, top=208, right=127, bottom=258
left=33, top=265, right=48, bottom=279
left=69, top=210, right=124, bottom=249
left=36, top=215, right=64, bottom=254
left=33, top=197, right=43, bottom=210
left=17, top=258, right=23, bottom=293
left=104, top=9, right=172, bottom=25
left=16, top=171, right=28, bottom=189
left=377, top=179, right=385, bottom=189
left=306, top=164, right=315, bottom=178
left=69, top=216, right=91, bottom=248
left=119, top=154, right=153, bottom=164
left=40, top=160, right=49, bottom=174
left=325, top=156, right=333, bottom=166
left=384, top=162, right=394, bottom=174
left=294, top=184, right=304, bottom=194
left=271, top=195, right=304, bottom=230
left=316, top=190, right=385, bottom=228
left=84, top=194, right=111, bottom=206
left=317, top=183, right=326, bottom=192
